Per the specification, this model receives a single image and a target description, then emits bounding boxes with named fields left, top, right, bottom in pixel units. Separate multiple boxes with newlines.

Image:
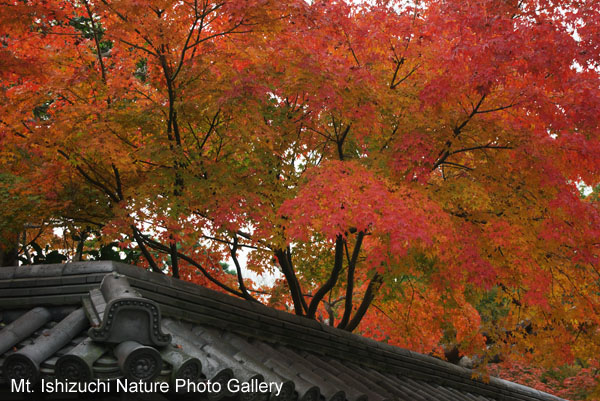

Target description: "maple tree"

left=1, top=0, right=600, bottom=397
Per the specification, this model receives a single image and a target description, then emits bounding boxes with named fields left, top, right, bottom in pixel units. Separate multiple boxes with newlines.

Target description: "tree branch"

left=275, top=248, right=306, bottom=315
left=432, top=94, right=487, bottom=170
left=230, top=236, right=260, bottom=303
left=139, top=231, right=247, bottom=297
left=286, top=247, right=308, bottom=312
left=338, top=231, right=364, bottom=329
left=171, top=1, right=201, bottom=81
left=344, top=273, right=383, bottom=332
left=112, top=163, right=124, bottom=201
left=169, top=238, right=180, bottom=279
left=82, top=0, right=108, bottom=85
left=391, top=63, right=419, bottom=89
left=58, top=150, right=120, bottom=203
left=439, top=161, right=473, bottom=170
left=307, top=235, right=344, bottom=319
left=131, top=225, right=164, bottom=274
left=448, top=143, right=513, bottom=156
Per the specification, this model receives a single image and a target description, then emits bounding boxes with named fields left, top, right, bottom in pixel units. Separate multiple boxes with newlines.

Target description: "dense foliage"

left=1, top=0, right=599, bottom=397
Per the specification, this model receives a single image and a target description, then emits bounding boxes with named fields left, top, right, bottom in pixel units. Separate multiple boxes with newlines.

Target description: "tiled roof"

left=0, top=261, right=566, bottom=401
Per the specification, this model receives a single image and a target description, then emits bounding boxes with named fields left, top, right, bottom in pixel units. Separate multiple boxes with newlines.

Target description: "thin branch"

left=184, top=20, right=251, bottom=50
left=107, top=127, right=138, bottom=149
left=389, top=56, right=405, bottom=88
left=202, top=234, right=266, bottom=251
left=391, top=63, right=420, bottom=89
left=170, top=238, right=180, bottom=279
left=82, top=0, right=108, bottom=84
left=171, top=3, right=201, bottom=81
left=455, top=93, right=487, bottom=134
left=58, top=150, right=120, bottom=202
left=476, top=103, right=520, bottom=114
left=432, top=94, right=487, bottom=170
left=115, top=38, right=158, bottom=57
left=342, top=29, right=360, bottom=67
left=448, top=143, right=513, bottom=155
left=188, top=109, right=220, bottom=153
left=131, top=225, right=164, bottom=274
left=194, top=210, right=272, bottom=250
left=439, top=161, right=473, bottom=170
left=100, top=0, right=159, bottom=56
left=139, top=231, right=246, bottom=297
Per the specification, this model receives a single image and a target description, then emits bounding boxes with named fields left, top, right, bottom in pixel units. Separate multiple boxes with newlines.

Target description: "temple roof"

left=0, top=261, right=566, bottom=401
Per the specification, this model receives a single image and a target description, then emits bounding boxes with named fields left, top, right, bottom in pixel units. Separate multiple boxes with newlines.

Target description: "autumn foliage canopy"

left=1, top=0, right=600, bottom=397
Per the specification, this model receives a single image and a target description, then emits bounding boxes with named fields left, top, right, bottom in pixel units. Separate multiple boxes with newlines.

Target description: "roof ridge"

left=0, top=261, right=566, bottom=401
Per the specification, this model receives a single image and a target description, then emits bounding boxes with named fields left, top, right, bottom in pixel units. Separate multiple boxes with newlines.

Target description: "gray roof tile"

left=0, top=262, right=568, bottom=401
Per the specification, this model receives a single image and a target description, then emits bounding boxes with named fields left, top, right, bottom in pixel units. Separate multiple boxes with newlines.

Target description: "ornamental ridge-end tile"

left=86, top=273, right=171, bottom=347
